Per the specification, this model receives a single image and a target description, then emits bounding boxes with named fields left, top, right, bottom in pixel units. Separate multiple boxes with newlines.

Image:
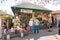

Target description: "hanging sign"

left=20, top=9, right=32, bottom=13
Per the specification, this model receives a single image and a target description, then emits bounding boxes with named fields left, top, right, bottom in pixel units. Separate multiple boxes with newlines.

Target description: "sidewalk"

left=11, top=28, right=59, bottom=40
left=11, top=35, right=59, bottom=40
left=38, top=35, right=58, bottom=40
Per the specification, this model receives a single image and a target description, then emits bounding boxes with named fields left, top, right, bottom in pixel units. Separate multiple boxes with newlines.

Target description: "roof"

left=13, top=3, right=50, bottom=10
left=11, top=3, right=52, bottom=14
left=0, top=10, right=14, bottom=17
left=51, top=10, right=60, bottom=13
left=0, top=10, right=7, bottom=15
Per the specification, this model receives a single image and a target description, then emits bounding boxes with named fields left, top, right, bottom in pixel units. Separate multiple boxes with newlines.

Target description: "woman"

left=28, top=19, right=34, bottom=33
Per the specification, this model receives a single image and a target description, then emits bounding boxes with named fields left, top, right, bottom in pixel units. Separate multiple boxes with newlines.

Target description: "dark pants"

left=58, top=29, right=60, bottom=35
left=34, top=25, right=39, bottom=33
left=28, top=26, right=32, bottom=33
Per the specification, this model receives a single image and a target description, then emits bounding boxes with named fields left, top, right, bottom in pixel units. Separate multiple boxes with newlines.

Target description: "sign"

left=20, top=9, right=32, bottom=13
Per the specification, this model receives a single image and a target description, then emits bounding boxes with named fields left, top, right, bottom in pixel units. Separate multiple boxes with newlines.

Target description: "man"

left=34, top=18, right=40, bottom=33
left=58, top=20, right=60, bottom=35
left=56, top=20, right=60, bottom=39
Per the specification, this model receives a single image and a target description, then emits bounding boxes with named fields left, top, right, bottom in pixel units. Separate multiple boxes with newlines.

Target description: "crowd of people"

left=2, top=18, right=40, bottom=34
left=2, top=16, right=60, bottom=40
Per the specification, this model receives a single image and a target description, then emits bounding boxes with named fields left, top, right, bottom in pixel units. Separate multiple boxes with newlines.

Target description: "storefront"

left=51, top=10, right=60, bottom=27
left=0, top=10, right=9, bottom=38
left=11, top=3, right=52, bottom=29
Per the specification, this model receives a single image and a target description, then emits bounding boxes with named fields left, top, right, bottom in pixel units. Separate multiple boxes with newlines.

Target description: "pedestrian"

left=58, top=20, right=60, bottom=35
left=20, top=27, right=24, bottom=38
left=3, top=28, right=7, bottom=35
left=28, top=19, right=34, bottom=33
left=34, top=18, right=40, bottom=33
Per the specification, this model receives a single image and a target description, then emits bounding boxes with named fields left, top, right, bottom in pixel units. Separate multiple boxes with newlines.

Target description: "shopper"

left=34, top=18, right=40, bottom=33
left=28, top=19, right=34, bottom=33
left=25, top=21, right=28, bottom=29
left=3, top=27, right=7, bottom=34
left=58, top=20, right=60, bottom=35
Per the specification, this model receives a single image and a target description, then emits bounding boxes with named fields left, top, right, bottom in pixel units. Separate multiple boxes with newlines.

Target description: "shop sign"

left=20, top=9, right=32, bottom=13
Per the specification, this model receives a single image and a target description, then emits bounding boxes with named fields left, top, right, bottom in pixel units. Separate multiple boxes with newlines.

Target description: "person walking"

left=34, top=18, right=40, bottom=33
left=55, top=20, right=60, bottom=39
left=58, top=20, right=60, bottom=35
left=28, top=19, right=34, bottom=33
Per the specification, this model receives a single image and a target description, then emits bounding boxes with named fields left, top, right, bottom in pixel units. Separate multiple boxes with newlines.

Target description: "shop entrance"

left=20, top=13, right=32, bottom=22
left=18, top=12, right=32, bottom=27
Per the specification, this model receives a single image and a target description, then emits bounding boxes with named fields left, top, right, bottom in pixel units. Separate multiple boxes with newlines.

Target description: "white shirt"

left=11, top=28, right=14, bottom=32
left=29, top=20, right=33, bottom=26
left=16, top=26, right=20, bottom=30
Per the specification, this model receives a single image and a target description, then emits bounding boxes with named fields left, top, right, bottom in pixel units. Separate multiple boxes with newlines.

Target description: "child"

left=3, top=28, right=7, bottom=34
left=20, top=26, right=24, bottom=38
left=10, top=27, right=14, bottom=32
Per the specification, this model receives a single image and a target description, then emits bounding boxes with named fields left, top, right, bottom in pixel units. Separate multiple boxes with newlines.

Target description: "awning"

left=51, top=10, right=60, bottom=13
left=0, top=10, right=13, bottom=18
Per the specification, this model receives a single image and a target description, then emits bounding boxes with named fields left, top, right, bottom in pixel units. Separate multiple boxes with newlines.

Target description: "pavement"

left=10, top=28, right=60, bottom=40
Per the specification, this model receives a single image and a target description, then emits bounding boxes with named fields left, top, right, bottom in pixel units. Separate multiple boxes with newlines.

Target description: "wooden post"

left=7, top=19, right=9, bottom=29
left=32, top=12, right=35, bottom=20
left=0, top=16, right=2, bottom=38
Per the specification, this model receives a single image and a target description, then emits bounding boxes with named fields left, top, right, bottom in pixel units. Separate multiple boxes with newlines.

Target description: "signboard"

left=20, top=9, right=32, bottom=13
